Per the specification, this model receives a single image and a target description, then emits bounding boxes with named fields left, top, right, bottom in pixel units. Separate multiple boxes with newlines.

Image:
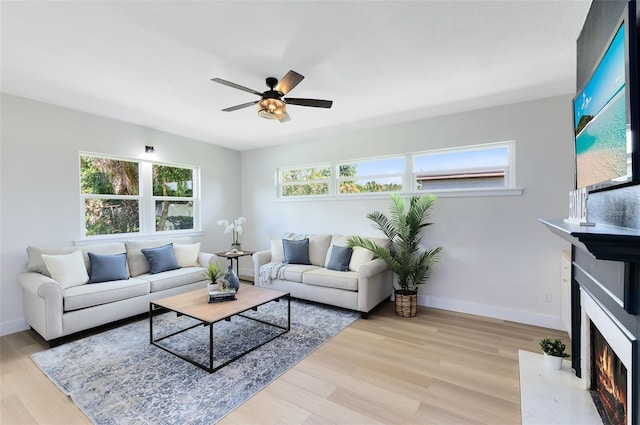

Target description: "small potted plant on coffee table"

left=539, top=337, right=570, bottom=369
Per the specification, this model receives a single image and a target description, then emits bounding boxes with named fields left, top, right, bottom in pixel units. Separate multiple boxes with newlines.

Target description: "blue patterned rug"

left=32, top=299, right=359, bottom=425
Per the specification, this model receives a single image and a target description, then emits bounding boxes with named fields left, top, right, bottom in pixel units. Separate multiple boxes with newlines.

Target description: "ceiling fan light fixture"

left=258, top=98, right=286, bottom=120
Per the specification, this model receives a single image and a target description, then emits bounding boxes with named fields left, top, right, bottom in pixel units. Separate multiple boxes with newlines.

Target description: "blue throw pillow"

left=88, top=252, right=129, bottom=283
left=141, top=243, right=180, bottom=274
left=326, top=245, right=353, bottom=272
left=282, top=238, right=311, bottom=265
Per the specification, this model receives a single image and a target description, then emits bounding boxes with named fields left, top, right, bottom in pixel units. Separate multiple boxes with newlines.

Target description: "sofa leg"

left=360, top=312, right=368, bottom=319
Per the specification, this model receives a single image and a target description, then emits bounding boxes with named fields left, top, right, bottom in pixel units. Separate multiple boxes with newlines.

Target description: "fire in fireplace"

left=591, top=323, right=628, bottom=425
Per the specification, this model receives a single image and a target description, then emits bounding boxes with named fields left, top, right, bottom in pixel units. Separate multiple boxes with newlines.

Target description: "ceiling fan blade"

left=275, top=70, right=304, bottom=95
left=279, top=112, right=291, bottom=123
left=284, top=98, right=333, bottom=108
left=222, top=100, right=259, bottom=112
left=211, top=78, right=263, bottom=96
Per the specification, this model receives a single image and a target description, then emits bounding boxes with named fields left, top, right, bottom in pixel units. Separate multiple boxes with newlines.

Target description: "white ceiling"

left=1, top=0, right=592, bottom=151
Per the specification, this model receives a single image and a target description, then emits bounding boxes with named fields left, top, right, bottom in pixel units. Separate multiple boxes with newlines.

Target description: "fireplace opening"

left=590, top=322, right=628, bottom=425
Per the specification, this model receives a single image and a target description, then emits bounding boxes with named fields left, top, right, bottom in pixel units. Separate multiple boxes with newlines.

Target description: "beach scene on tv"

left=574, top=24, right=630, bottom=189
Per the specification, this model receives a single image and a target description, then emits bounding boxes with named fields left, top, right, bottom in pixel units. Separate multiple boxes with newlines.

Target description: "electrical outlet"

left=544, top=292, right=552, bottom=303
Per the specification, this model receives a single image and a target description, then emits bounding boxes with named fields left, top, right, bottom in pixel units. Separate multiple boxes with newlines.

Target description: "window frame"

left=79, top=152, right=201, bottom=239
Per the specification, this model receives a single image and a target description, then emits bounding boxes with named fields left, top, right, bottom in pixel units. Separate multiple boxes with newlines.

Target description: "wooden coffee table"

left=150, top=283, right=290, bottom=373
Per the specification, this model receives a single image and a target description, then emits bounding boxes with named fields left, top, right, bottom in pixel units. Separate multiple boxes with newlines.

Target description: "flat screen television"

left=573, top=2, right=639, bottom=193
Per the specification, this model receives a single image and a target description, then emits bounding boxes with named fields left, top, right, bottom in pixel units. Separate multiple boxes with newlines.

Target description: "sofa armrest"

left=357, top=258, right=392, bottom=314
left=358, top=258, right=388, bottom=278
left=199, top=252, right=220, bottom=267
left=252, top=250, right=272, bottom=285
left=17, top=272, right=64, bottom=341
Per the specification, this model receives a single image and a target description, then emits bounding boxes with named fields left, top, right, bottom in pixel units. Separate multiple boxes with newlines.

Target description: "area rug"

left=32, top=299, right=359, bottom=425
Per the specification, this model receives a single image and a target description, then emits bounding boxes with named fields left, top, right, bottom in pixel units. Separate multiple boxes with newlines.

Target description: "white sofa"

left=18, top=237, right=218, bottom=343
left=253, top=234, right=392, bottom=318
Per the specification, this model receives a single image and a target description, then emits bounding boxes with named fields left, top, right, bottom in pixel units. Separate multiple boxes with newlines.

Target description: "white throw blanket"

left=259, top=261, right=289, bottom=285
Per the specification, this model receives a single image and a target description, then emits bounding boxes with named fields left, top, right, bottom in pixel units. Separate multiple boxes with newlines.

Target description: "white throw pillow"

left=173, top=243, right=201, bottom=268
left=41, top=250, right=89, bottom=289
left=349, top=247, right=375, bottom=272
left=270, top=237, right=285, bottom=262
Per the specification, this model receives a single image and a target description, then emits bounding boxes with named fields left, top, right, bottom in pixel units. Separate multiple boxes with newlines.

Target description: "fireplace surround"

left=541, top=219, right=640, bottom=425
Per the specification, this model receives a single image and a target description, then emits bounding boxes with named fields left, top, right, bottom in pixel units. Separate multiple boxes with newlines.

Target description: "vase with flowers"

left=217, top=216, right=246, bottom=251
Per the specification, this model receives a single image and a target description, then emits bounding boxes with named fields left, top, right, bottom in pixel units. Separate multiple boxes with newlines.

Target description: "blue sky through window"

left=415, top=147, right=508, bottom=172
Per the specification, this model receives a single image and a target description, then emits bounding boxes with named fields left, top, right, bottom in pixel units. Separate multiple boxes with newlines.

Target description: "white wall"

left=240, top=95, right=573, bottom=329
left=0, top=94, right=242, bottom=335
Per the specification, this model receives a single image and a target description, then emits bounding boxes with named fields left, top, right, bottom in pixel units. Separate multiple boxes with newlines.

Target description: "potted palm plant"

left=347, top=193, right=442, bottom=317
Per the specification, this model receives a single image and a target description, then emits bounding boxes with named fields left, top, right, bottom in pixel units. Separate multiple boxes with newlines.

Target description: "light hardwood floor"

left=0, top=301, right=568, bottom=425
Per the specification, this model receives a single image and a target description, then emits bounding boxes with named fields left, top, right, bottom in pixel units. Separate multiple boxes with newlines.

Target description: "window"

left=81, top=156, right=141, bottom=236
left=337, top=157, right=404, bottom=194
left=80, top=154, right=199, bottom=237
left=153, top=165, right=195, bottom=231
left=279, top=165, right=330, bottom=197
left=413, top=142, right=513, bottom=191
left=275, top=141, right=517, bottom=199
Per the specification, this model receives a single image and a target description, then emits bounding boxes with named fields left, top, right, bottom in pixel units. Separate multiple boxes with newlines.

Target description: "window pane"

left=339, top=158, right=404, bottom=177
left=85, top=199, right=140, bottom=235
left=81, top=157, right=139, bottom=195
left=414, top=147, right=508, bottom=172
left=153, top=165, right=193, bottom=197
left=282, top=183, right=329, bottom=196
left=339, top=177, right=403, bottom=193
left=155, top=200, right=194, bottom=231
left=281, top=167, right=330, bottom=183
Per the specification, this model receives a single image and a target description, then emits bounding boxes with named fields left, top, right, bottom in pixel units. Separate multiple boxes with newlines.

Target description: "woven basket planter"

left=394, top=291, right=417, bottom=317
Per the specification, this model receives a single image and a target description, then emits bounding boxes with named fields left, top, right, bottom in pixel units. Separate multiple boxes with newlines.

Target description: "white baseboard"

left=1, top=319, right=29, bottom=337
left=419, top=295, right=565, bottom=331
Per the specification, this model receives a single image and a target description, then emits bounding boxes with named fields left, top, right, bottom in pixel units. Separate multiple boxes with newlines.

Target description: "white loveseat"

left=18, top=237, right=218, bottom=343
left=253, top=234, right=392, bottom=318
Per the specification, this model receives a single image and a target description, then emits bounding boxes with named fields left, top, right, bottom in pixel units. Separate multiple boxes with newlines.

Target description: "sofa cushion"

left=63, top=278, right=150, bottom=311
left=126, top=238, right=192, bottom=276
left=41, top=250, right=90, bottom=289
left=283, top=239, right=311, bottom=265
left=281, top=264, right=321, bottom=283
left=141, top=267, right=207, bottom=292
left=27, top=242, right=126, bottom=277
left=326, top=245, right=353, bottom=272
left=88, top=252, right=129, bottom=283
left=142, top=244, right=180, bottom=274
left=302, top=268, right=359, bottom=291
left=173, top=243, right=201, bottom=268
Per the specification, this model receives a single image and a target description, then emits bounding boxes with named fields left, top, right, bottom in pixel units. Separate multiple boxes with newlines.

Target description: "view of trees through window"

left=280, top=166, right=330, bottom=196
left=81, top=156, right=197, bottom=236
left=152, top=165, right=194, bottom=231
left=338, top=158, right=404, bottom=193
left=81, top=156, right=140, bottom=235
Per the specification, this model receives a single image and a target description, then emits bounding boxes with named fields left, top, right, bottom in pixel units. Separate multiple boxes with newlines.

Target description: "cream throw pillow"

left=173, top=243, right=201, bottom=267
left=41, top=250, right=89, bottom=289
left=270, top=237, right=285, bottom=262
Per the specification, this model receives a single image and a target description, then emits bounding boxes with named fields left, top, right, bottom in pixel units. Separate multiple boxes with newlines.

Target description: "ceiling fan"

left=211, top=70, right=333, bottom=122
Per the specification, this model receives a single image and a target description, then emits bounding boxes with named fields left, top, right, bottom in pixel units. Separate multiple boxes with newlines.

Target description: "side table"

left=215, top=250, right=255, bottom=281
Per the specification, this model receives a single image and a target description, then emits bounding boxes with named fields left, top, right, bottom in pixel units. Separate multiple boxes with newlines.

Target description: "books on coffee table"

left=208, top=288, right=237, bottom=303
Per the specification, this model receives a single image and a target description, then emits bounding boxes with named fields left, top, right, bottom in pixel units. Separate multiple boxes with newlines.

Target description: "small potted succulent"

left=204, top=263, right=225, bottom=290
left=539, top=337, right=570, bottom=369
